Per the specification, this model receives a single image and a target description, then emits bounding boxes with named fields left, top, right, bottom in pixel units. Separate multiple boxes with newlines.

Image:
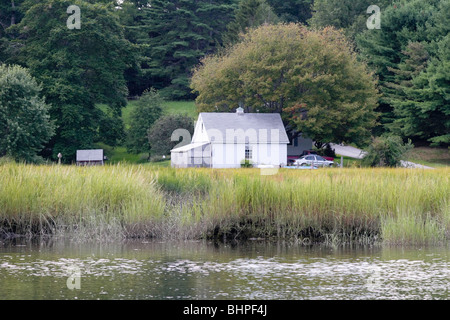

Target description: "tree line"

left=0, top=0, right=448, bottom=163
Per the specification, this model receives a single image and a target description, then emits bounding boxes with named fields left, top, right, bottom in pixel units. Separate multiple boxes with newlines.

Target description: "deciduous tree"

left=0, top=65, right=55, bottom=162
left=13, top=0, right=135, bottom=161
left=126, top=89, right=164, bottom=154
left=148, top=114, right=194, bottom=156
left=191, top=24, right=379, bottom=147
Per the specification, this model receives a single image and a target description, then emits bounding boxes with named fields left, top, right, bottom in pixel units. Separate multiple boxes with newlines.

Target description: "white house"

left=171, top=107, right=292, bottom=168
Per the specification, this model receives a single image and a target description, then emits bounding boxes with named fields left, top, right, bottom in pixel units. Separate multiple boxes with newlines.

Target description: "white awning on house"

left=171, top=142, right=210, bottom=153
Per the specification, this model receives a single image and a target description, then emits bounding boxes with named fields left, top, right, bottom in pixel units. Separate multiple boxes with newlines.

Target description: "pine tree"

left=224, top=0, right=279, bottom=44
left=309, top=0, right=392, bottom=39
left=356, top=0, right=442, bottom=135
left=0, top=0, right=25, bottom=64
left=397, top=35, right=450, bottom=146
left=266, top=0, right=313, bottom=23
left=384, top=42, right=429, bottom=135
left=119, top=0, right=237, bottom=100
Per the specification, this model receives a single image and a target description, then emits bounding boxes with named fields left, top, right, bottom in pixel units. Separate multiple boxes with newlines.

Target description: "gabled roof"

left=199, top=112, right=289, bottom=144
left=76, top=149, right=104, bottom=161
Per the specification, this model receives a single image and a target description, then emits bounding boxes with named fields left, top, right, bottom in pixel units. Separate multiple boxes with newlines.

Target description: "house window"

left=245, top=145, right=252, bottom=160
left=294, top=137, right=298, bottom=147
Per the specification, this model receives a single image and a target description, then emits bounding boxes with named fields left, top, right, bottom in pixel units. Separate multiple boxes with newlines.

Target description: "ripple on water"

left=0, top=244, right=449, bottom=300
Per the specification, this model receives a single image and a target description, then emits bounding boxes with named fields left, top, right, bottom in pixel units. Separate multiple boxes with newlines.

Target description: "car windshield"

left=315, top=155, right=325, bottom=161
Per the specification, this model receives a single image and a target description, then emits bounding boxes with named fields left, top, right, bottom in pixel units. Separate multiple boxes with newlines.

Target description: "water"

left=0, top=239, right=449, bottom=300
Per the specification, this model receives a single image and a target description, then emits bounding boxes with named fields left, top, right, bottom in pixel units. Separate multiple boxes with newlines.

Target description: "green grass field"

left=405, top=147, right=450, bottom=168
left=122, top=100, right=197, bottom=128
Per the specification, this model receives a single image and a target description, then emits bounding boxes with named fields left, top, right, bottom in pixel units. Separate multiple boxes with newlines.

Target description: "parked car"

left=294, top=155, right=335, bottom=167
left=301, top=149, right=334, bottom=161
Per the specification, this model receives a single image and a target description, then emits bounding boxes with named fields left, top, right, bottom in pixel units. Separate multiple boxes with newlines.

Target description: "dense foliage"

left=126, top=89, right=164, bottom=155
left=0, top=0, right=448, bottom=163
left=148, top=114, right=195, bottom=156
left=0, top=65, right=54, bottom=162
left=191, top=24, right=379, bottom=148
left=362, top=135, right=413, bottom=167
left=356, top=0, right=450, bottom=144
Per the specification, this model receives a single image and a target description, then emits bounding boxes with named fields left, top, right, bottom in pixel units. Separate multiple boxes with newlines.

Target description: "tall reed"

left=0, top=162, right=448, bottom=244
left=0, top=163, right=165, bottom=240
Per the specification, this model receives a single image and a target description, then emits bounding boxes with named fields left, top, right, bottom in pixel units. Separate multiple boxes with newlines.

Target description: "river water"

left=0, top=239, right=449, bottom=300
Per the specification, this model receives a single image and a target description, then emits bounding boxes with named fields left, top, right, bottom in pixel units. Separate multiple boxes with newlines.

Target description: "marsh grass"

left=0, top=162, right=448, bottom=244
left=0, top=163, right=165, bottom=240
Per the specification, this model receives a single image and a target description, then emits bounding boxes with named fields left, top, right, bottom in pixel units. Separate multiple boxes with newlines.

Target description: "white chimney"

left=236, top=106, right=244, bottom=115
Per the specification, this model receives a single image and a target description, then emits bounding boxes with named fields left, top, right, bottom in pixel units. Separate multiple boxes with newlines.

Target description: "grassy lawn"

left=161, top=100, right=198, bottom=119
left=122, top=100, right=197, bottom=128
left=405, top=146, right=450, bottom=168
left=336, top=146, right=449, bottom=168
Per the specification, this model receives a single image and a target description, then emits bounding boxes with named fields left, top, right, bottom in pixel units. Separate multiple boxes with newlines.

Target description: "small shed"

left=76, top=149, right=104, bottom=166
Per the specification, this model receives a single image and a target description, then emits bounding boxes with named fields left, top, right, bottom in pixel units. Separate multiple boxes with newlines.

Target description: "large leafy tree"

left=13, top=0, right=135, bottom=161
left=191, top=23, right=379, bottom=148
left=0, top=65, right=55, bottom=162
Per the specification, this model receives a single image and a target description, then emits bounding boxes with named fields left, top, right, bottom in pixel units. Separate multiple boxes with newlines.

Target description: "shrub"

left=362, top=135, right=413, bottom=167
left=240, top=159, right=253, bottom=168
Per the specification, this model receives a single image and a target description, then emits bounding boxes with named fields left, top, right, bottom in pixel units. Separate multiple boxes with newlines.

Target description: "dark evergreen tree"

left=309, top=0, right=392, bottom=39
left=396, top=35, right=450, bottom=146
left=356, top=0, right=443, bottom=135
left=384, top=42, right=429, bottom=135
left=0, top=0, right=25, bottom=64
left=224, top=0, right=279, bottom=44
left=117, top=0, right=237, bottom=100
left=266, top=0, right=313, bottom=24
